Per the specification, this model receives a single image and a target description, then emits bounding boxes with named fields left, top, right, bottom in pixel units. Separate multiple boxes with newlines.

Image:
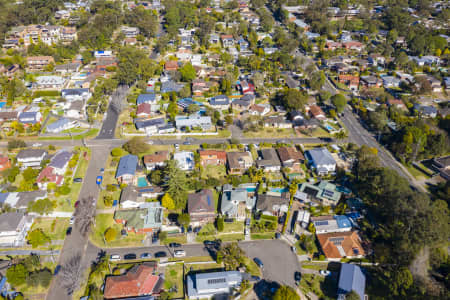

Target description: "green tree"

left=163, top=160, right=188, bottom=209
left=272, top=285, right=300, bottom=300
left=216, top=216, right=224, bottom=232
left=187, top=104, right=200, bottom=114
left=177, top=213, right=190, bottom=229
left=331, top=94, right=347, bottom=113
left=309, top=71, right=325, bottom=91
left=179, top=62, right=196, bottom=82
left=104, top=227, right=117, bottom=243
left=161, top=193, right=175, bottom=210
left=27, top=198, right=55, bottom=215
left=6, top=263, right=28, bottom=286
left=123, top=137, right=149, bottom=155
left=280, top=89, right=308, bottom=111
left=345, top=290, right=361, bottom=300
left=217, top=242, right=245, bottom=270
left=26, top=229, right=51, bottom=248
left=111, top=147, right=125, bottom=157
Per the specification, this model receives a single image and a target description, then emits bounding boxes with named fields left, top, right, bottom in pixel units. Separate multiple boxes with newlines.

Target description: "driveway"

left=239, top=240, right=301, bottom=288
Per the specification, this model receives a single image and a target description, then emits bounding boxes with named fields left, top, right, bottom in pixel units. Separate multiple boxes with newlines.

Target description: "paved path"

left=0, top=250, right=60, bottom=256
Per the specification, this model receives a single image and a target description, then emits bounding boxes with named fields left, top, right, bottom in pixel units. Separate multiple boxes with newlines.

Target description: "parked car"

left=319, top=270, right=331, bottom=276
left=110, top=254, right=121, bottom=261
left=169, top=243, right=181, bottom=248
left=154, top=251, right=167, bottom=258
left=66, top=227, right=72, bottom=235
left=124, top=253, right=137, bottom=260
left=253, top=257, right=264, bottom=269
left=73, top=177, right=83, bottom=183
left=295, top=271, right=301, bottom=284
left=146, top=140, right=154, bottom=145
left=291, top=246, right=296, bottom=253
left=275, top=232, right=281, bottom=239
left=203, top=240, right=215, bottom=246
left=174, top=144, right=179, bottom=150
left=69, top=216, right=75, bottom=225
left=174, top=250, right=186, bottom=257
left=96, top=176, right=103, bottom=185
left=140, top=253, right=152, bottom=259
left=245, top=218, right=251, bottom=226
left=100, top=168, right=105, bottom=174
left=54, top=265, right=61, bottom=275
left=152, top=236, right=158, bottom=244
left=244, top=228, right=250, bottom=236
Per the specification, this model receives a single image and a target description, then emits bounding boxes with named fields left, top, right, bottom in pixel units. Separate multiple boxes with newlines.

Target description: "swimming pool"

left=270, top=187, right=289, bottom=193
left=324, top=124, right=334, bottom=132
left=137, top=177, right=148, bottom=187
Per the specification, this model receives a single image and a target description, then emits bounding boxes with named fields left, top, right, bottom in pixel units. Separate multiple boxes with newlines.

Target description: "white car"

left=319, top=270, right=331, bottom=276
left=291, top=246, right=296, bottom=253
left=173, top=250, right=186, bottom=257
left=146, top=140, right=154, bottom=145
left=69, top=216, right=75, bottom=225
left=32, top=143, right=42, bottom=147
left=110, top=254, right=121, bottom=262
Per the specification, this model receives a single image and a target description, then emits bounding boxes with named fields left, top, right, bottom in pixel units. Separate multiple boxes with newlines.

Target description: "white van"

left=173, top=250, right=186, bottom=257
left=110, top=254, right=121, bottom=261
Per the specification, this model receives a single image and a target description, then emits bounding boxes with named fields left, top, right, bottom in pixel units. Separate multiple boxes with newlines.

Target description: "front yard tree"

left=216, top=216, right=224, bottom=232
left=177, top=213, right=190, bottom=229
left=27, top=198, right=55, bottom=215
left=280, top=88, right=308, bottom=111
left=161, top=193, right=175, bottom=210
left=26, top=228, right=51, bottom=248
left=217, top=242, right=245, bottom=270
left=123, top=137, right=149, bottom=155
left=163, top=160, right=188, bottom=209
left=272, top=285, right=300, bottom=300
left=6, top=263, right=27, bottom=286
left=104, top=227, right=117, bottom=243
left=331, top=94, right=347, bottom=113
left=179, top=62, right=196, bottom=82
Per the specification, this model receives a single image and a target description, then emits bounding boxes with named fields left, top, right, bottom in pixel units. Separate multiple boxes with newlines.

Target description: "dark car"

left=203, top=240, right=215, bottom=246
left=100, top=168, right=105, bottom=174
left=66, top=227, right=72, bottom=235
left=140, top=253, right=151, bottom=259
left=187, top=226, right=193, bottom=233
left=245, top=218, right=251, bottom=226
left=154, top=251, right=167, bottom=258
left=295, top=271, right=301, bottom=284
left=124, top=253, right=137, bottom=260
left=54, top=265, right=61, bottom=275
left=275, top=232, right=281, bottom=239
left=254, top=257, right=264, bottom=268
left=73, top=177, right=83, bottom=183
left=169, top=242, right=181, bottom=248
left=152, top=236, right=158, bottom=244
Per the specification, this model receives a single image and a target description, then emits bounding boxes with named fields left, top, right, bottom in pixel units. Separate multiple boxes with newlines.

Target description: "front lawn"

left=31, top=218, right=70, bottom=240
left=201, top=164, right=227, bottom=180
left=242, top=256, right=262, bottom=277
left=222, top=221, right=244, bottom=233
left=195, top=233, right=244, bottom=243
left=299, top=274, right=336, bottom=300
left=244, top=128, right=297, bottom=138
left=250, top=232, right=275, bottom=240
left=164, top=263, right=184, bottom=298
left=162, top=235, right=187, bottom=245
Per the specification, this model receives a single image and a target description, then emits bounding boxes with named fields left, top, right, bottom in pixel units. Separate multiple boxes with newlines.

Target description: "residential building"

left=62, top=88, right=91, bottom=102
left=174, top=151, right=194, bottom=171
left=121, top=26, right=140, bottom=38
left=187, top=271, right=242, bottom=299
left=0, top=155, right=11, bottom=171
left=115, top=155, right=139, bottom=185
left=221, top=35, right=235, bottom=47
left=311, top=215, right=352, bottom=234
left=431, top=155, right=450, bottom=180
left=54, top=62, right=80, bottom=74
left=136, top=103, right=152, bottom=118
left=137, top=93, right=157, bottom=105
left=119, top=186, right=164, bottom=209
left=226, top=152, right=253, bottom=175
left=0, top=111, right=18, bottom=122
left=249, top=104, right=270, bottom=116
left=48, top=118, right=77, bottom=134
left=165, top=60, right=179, bottom=71
left=64, top=100, right=85, bottom=119
left=294, top=181, right=342, bottom=206
left=188, top=189, right=216, bottom=226
left=256, top=192, right=290, bottom=217
left=256, top=148, right=281, bottom=172
left=308, top=105, right=327, bottom=121
left=135, top=117, right=167, bottom=135
left=103, top=262, right=163, bottom=299
left=34, top=76, right=66, bottom=90
left=305, top=148, right=336, bottom=175
left=221, top=185, right=255, bottom=220
left=114, top=202, right=164, bottom=233
left=209, top=95, right=230, bottom=110
left=36, top=166, right=64, bottom=190
left=16, top=149, right=47, bottom=169
left=26, top=56, right=55, bottom=71
left=19, top=111, right=42, bottom=125
left=161, top=80, right=184, bottom=93
left=414, top=104, right=437, bottom=118
left=337, top=264, right=366, bottom=300
left=263, top=115, right=292, bottom=128
left=199, top=150, right=227, bottom=167
left=317, top=231, right=365, bottom=261
left=276, top=147, right=304, bottom=171
left=0, top=191, right=47, bottom=210
left=0, top=212, right=34, bottom=247
left=48, top=150, right=72, bottom=174
left=143, top=151, right=170, bottom=171
left=175, top=115, right=212, bottom=131
left=360, top=75, right=382, bottom=88
left=297, top=210, right=311, bottom=228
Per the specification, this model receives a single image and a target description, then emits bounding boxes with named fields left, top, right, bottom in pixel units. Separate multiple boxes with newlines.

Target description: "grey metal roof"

left=0, top=212, right=25, bottom=231
left=49, top=150, right=72, bottom=169
left=306, top=148, right=336, bottom=166
left=137, top=93, right=156, bottom=105
left=46, top=118, right=71, bottom=131
left=338, top=263, right=366, bottom=300
left=134, top=117, right=165, bottom=129
left=115, top=155, right=138, bottom=178
left=187, top=271, right=242, bottom=297
left=16, top=149, right=47, bottom=160
left=221, top=188, right=248, bottom=216
left=256, top=148, right=281, bottom=168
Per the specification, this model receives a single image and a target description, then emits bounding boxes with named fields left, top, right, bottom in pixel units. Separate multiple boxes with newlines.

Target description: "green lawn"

left=53, top=181, right=82, bottom=212
left=38, top=128, right=99, bottom=140
left=299, top=274, right=336, bottom=300
left=162, top=235, right=187, bottom=245
left=201, top=164, right=227, bottom=180
left=185, top=262, right=224, bottom=272
left=251, top=232, right=275, bottom=240
left=405, top=164, right=431, bottom=180
left=222, top=221, right=244, bottom=233
left=90, top=213, right=146, bottom=248
left=244, top=128, right=296, bottom=138
left=164, top=263, right=184, bottom=298
left=195, top=233, right=245, bottom=243
left=242, top=256, right=262, bottom=277
left=31, top=218, right=70, bottom=240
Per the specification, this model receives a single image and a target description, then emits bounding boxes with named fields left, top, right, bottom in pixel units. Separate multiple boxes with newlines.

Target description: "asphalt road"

left=97, top=85, right=129, bottom=140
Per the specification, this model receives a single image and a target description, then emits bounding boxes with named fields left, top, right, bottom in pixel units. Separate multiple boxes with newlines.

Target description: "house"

left=16, top=149, right=47, bottom=169
left=0, top=212, right=34, bottom=247
left=209, top=33, right=220, bottom=44
left=161, top=80, right=184, bottom=93
left=34, top=76, right=66, bottom=90
left=36, top=166, right=64, bottom=190
left=317, top=231, right=365, bottom=260
left=174, top=151, right=194, bottom=171
left=414, top=104, right=437, bottom=118
left=256, top=192, right=290, bottom=216
left=276, top=147, right=304, bottom=171
left=48, top=150, right=72, bottom=173
left=239, top=80, right=254, bottom=94
left=115, top=155, right=139, bottom=185
left=136, top=103, right=152, bottom=118
left=187, top=189, right=216, bottom=226
left=263, top=115, right=292, bottom=128
left=65, top=100, right=85, bottom=119
left=249, top=104, right=270, bottom=116
left=187, top=271, right=242, bottom=299
left=308, top=105, right=326, bottom=121
left=137, top=93, right=157, bottom=105
left=232, top=98, right=252, bottom=110
left=143, top=151, right=170, bottom=171
left=175, top=115, right=212, bottom=131
left=121, top=26, right=140, bottom=38
left=165, top=60, right=179, bottom=71
left=444, top=77, right=450, bottom=92
left=114, top=203, right=164, bottom=234
left=19, top=111, right=42, bottom=125
left=54, top=62, right=81, bottom=74
left=297, top=210, right=311, bottom=228
left=256, top=148, right=281, bottom=172
left=0, top=191, right=47, bottom=210
left=343, top=41, right=364, bottom=52
left=26, top=56, right=55, bottom=71
left=199, top=150, right=227, bottom=167
left=95, top=56, right=117, bottom=73
left=227, top=152, right=253, bottom=175
left=0, top=155, right=11, bottom=171
left=360, top=76, right=382, bottom=89
left=103, top=262, right=163, bottom=299
left=382, top=76, right=401, bottom=88
left=0, top=111, right=18, bottom=122
left=135, top=117, right=166, bottom=135
left=221, top=185, right=255, bottom=220
left=305, top=148, right=336, bottom=175
left=221, top=35, right=235, bottom=47
left=119, top=186, right=163, bottom=208
left=62, top=88, right=91, bottom=102
left=339, top=75, right=360, bottom=91
left=431, top=155, right=450, bottom=180
left=294, top=181, right=342, bottom=206
left=337, top=264, right=366, bottom=300
left=311, top=215, right=352, bottom=234
left=209, top=95, right=230, bottom=109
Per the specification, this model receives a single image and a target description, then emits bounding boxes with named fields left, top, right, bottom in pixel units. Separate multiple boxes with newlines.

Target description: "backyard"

left=164, top=263, right=184, bottom=298
left=299, top=273, right=336, bottom=300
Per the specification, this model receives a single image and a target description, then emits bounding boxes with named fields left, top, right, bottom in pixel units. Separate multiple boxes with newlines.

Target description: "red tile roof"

left=36, top=166, right=64, bottom=185
left=199, top=150, right=227, bottom=160
left=104, top=263, right=162, bottom=299
left=317, top=231, right=365, bottom=259
left=137, top=103, right=151, bottom=115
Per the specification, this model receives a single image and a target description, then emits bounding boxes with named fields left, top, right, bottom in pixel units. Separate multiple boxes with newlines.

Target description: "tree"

left=309, top=71, right=325, bottom=91
left=161, top=193, right=175, bottom=210
left=123, top=137, right=149, bottom=155
left=27, top=198, right=55, bottom=215
left=217, top=242, right=245, bottom=270
left=74, top=197, right=96, bottom=236
left=177, top=213, right=190, bottom=229
left=216, top=216, right=224, bottom=232
left=7, top=139, right=26, bottom=150
left=179, top=62, right=196, bottom=82
left=104, top=227, right=117, bottom=243
left=345, top=290, right=360, bottom=300
left=26, top=228, right=51, bottom=248
left=331, top=94, right=347, bottom=113
left=6, top=263, right=27, bottom=287
left=60, top=254, right=82, bottom=295
left=187, top=104, right=200, bottom=114
left=272, top=285, right=300, bottom=300
left=279, top=88, right=308, bottom=111
left=111, top=147, right=125, bottom=157
left=163, top=160, right=188, bottom=209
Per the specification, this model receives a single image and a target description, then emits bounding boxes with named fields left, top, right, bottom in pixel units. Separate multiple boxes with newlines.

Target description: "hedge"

left=33, top=90, right=60, bottom=97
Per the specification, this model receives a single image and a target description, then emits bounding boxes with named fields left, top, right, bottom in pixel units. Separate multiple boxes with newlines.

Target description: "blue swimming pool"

left=137, top=177, right=148, bottom=187
left=324, top=124, right=334, bottom=131
left=270, top=187, right=289, bottom=193
left=246, top=187, right=257, bottom=193
left=0, top=102, right=6, bottom=109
